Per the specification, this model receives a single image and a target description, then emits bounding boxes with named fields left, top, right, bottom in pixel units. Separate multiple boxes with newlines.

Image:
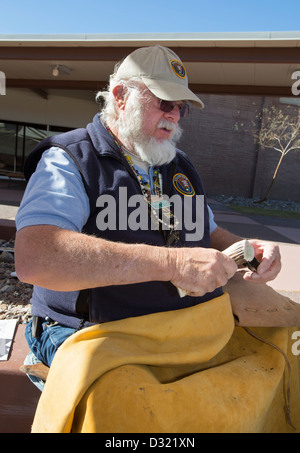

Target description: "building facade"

left=0, top=33, right=299, bottom=201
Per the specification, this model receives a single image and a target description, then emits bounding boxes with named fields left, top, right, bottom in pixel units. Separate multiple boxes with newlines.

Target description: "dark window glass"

left=0, top=120, right=71, bottom=175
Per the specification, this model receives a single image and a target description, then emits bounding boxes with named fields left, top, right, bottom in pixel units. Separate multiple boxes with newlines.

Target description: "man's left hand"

left=244, top=239, right=281, bottom=283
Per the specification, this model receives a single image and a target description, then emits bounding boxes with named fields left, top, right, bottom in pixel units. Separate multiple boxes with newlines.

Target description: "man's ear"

left=112, top=84, right=127, bottom=110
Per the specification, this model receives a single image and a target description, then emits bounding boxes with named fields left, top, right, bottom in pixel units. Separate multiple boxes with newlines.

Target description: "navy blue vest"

left=24, top=114, right=222, bottom=326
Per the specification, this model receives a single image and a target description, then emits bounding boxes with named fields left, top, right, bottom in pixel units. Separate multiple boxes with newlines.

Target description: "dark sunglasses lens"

left=159, top=100, right=174, bottom=113
left=159, top=100, right=189, bottom=118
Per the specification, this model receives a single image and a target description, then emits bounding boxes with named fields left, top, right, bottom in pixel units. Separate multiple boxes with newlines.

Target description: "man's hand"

left=244, top=239, right=281, bottom=283
left=169, top=247, right=238, bottom=297
left=210, top=227, right=282, bottom=285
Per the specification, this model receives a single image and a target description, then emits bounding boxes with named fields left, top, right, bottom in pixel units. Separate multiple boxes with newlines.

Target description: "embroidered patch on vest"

left=170, top=60, right=186, bottom=79
left=173, top=173, right=195, bottom=196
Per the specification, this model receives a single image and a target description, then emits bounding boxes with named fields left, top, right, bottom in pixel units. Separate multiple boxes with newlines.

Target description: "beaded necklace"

left=123, top=152, right=162, bottom=200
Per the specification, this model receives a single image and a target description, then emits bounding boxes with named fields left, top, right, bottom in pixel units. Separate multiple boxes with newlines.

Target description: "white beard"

left=116, top=96, right=183, bottom=166
left=134, top=138, right=177, bottom=166
left=133, top=130, right=182, bottom=166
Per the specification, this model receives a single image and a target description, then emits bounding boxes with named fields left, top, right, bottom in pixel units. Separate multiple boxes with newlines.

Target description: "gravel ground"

left=0, top=239, right=32, bottom=323
left=213, top=195, right=300, bottom=214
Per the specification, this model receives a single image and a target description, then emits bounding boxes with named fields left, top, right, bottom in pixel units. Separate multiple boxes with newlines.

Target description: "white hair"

left=95, top=66, right=182, bottom=166
left=96, top=60, right=147, bottom=127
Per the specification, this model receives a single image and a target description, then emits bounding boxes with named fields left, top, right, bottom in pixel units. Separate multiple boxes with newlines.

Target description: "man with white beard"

left=15, top=46, right=281, bottom=391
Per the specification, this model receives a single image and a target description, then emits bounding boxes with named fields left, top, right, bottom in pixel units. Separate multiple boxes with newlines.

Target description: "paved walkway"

left=0, top=178, right=299, bottom=300
left=208, top=198, right=300, bottom=300
left=209, top=198, right=300, bottom=245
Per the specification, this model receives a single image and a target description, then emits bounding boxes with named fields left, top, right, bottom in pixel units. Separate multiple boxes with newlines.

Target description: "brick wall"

left=178, top=94, right=300, bottom=202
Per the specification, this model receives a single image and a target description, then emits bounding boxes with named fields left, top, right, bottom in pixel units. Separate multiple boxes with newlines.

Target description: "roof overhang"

left=1, top=32, right=300, bottom=98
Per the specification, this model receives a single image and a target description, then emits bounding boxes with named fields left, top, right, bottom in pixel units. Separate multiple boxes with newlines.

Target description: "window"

left=0, top=120, right=71, bottom=175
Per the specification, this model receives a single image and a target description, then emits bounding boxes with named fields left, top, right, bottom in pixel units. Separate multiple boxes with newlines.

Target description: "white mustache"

left=157, top=119, right=183, bottom=146
left=157, top=119, right=176, bottom=132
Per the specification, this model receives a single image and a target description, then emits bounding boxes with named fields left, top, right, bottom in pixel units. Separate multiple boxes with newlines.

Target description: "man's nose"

left=165, top=105, right=181, bottom=123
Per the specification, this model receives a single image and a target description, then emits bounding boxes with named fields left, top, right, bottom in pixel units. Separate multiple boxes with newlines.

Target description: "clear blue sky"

left=0, top=0, right=299, bottom=34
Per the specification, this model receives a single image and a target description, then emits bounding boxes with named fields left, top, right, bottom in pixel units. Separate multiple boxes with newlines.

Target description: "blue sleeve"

left=207, top=205, right=218, bottom=233
left=15, top=147, right=90, bottom=233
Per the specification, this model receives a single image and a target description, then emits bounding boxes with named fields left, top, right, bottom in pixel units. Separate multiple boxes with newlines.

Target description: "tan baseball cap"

left=114, top=45, right=204, bottom=109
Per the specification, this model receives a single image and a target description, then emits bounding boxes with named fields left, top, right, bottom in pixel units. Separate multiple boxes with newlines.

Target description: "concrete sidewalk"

left=209, top=198, right=300, bottom=301
left=209, top=198, right=300, bottom=245
left=0, top=178, right=299, bottom=299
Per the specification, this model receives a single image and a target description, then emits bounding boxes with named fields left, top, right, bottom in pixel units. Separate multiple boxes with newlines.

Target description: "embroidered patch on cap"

left=173, top=173, right=195, bottom=196
left=170, top=60, right=186, bottom=79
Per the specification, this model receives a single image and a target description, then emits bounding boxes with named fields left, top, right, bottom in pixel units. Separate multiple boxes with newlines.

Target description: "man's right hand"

left=169, top=247, right=238, bottom=297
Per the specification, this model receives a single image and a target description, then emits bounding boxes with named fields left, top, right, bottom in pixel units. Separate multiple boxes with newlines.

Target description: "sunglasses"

left=159, top=99, right=190, bottom=119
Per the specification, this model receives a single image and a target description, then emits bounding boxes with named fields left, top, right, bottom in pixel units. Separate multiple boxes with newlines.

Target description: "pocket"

left=46, top=323, right=76, bottom=349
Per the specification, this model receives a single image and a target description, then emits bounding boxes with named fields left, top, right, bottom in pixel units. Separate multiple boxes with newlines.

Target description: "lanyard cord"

left=105, top=126, right=179, bottom=238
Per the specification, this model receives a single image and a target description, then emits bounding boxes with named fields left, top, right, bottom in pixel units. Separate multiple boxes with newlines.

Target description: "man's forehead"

left=126, top=82, right=186, bottom=104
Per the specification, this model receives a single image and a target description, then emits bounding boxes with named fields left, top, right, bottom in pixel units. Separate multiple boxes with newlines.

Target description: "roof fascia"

left=0, top=46, right=300, bottom=64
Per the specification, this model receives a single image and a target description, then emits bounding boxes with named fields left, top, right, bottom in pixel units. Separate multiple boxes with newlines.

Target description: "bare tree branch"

left=234, top=104, right=300, bottom=201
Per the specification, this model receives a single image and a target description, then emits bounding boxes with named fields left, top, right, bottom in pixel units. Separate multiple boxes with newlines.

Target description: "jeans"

left=25, top=318, right=76, bottom=391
